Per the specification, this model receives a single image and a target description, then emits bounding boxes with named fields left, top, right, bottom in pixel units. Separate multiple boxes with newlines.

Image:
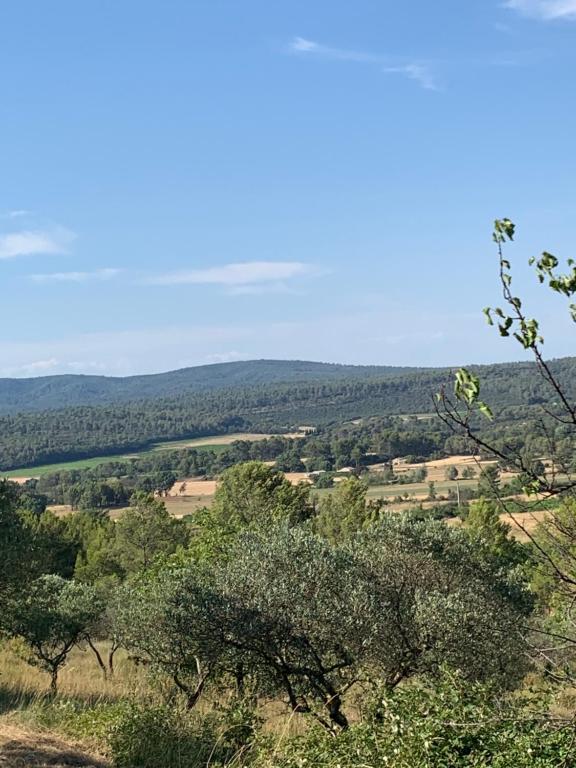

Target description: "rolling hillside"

left=1, top=356, right=575, bottom=471
left=0, top=359, right=421, bottom=413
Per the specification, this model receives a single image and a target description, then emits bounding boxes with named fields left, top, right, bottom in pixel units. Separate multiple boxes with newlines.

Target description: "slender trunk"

left=86, top=637, right=107, bottom=680
left=108, top=643, right=119, bottom=677
left=172, top=673, right=207, bottom=710
left=234, top=663, right=245, bottom=697
left=49, top=667, right=59, bottom=696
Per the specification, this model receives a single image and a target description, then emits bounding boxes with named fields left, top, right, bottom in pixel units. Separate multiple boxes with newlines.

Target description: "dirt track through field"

left=0, top=723, right=108, bottom=767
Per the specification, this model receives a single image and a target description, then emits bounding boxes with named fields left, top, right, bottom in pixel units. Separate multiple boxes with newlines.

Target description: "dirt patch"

left=0, top=723, right=108, bottom=768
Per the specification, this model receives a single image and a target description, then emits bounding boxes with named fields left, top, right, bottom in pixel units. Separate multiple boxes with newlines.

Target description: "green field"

left=1, top=433, right=272, bottom=478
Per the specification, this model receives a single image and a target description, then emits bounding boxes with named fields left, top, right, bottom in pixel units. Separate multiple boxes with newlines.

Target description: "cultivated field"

left=2, top=432, right=298, bottom=480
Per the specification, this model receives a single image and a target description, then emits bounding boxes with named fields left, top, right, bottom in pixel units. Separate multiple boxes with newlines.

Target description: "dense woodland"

left=0, top=359, right=422, bottom=413
left=1, top=357, right=576, bottom=470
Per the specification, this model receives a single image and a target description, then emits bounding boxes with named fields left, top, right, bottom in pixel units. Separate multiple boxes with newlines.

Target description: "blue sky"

left=1, top=0, right=576, bottom=376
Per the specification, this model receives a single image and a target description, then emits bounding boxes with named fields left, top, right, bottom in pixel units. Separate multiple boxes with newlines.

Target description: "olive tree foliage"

left=436, top=219, right=576, bottom=682
left=118, top=518, right=530, bottom=731
left=349, top=517, right=531, bottom=689
left=8, top=574, right=103, bottom=693
left=115, top=566, right=231, bottom=709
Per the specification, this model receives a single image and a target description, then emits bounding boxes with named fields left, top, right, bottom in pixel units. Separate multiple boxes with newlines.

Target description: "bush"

left=109, top=701, right=255, bottom=768
left=254, top=676, right=575, bottom=768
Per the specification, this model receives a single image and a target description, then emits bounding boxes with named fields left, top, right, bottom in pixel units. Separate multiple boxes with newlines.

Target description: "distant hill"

left=0, top=359, right=421, bottom=413
left=1, top=356, right=575, bottom=471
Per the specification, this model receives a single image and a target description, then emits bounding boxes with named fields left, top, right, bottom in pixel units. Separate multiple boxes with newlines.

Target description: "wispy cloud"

left=13, top=358, right=60, bottom=375
left=146, top=261, right=317, bottom=288
left=383, top=64, right=438, bottom=91
left=5, top=210, right=31, bottom=219
left=30, top=268, right=120, bottom=283
left=289, top=37, right=439, bottom=90
left=0, top=227, right=75, bottom=259
left=504, top=0, right=576, bottom=19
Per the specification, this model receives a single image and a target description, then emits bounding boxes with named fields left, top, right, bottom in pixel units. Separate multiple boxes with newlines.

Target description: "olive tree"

left=0, top=481, right=33, bottom=624
left=9, top=574, right=103, bottom=693
left=351, top=516, right=531, bottom=690
left=208, top=520, right=530, bottom=730
left=114, top=567, right=230, bottom=709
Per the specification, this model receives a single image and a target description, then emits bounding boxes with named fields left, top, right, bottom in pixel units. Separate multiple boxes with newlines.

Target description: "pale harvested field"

left=284, top=472, right=312, bottom=485
left=168, top=478, right=218, bottom=497
left=500, top=508, right=551, bottom=541
left=159, top=432, right=294, bottom=449
left=389, top=455, right=510, bottom=483
left=164, top=495, right=213, bottom=517
left=446, top=508, right=551, bottom=541
left=169, top=473, right=311, bottom=498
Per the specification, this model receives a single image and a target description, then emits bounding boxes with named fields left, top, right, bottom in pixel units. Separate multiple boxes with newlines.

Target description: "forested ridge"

left=1, top=357, right=576, bottom=470
left=0, top=359, right=421, bottom=414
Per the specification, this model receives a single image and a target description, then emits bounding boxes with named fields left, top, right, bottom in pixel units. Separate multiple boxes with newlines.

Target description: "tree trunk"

left=326, top=694, right=349, bottom=730
left=49, top=667, right=59, bottom=696
left=86, top=636, right=107, bottom=680
left=172, top=673, right=207, bottom=710
left=234, top=663, right=245, bottom=697
left=108, top=643, right=119, bottom=677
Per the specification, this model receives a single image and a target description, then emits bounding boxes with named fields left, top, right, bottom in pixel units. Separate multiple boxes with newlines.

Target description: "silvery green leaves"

left=453, top=368, right=493, bottom=420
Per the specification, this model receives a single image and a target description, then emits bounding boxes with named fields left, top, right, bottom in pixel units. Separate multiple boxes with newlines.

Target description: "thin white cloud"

left=6, top=210, right=31, bottom=219
left=146, top=261, right=316, bottom=287
left=504, top=0, right=576, bottom=19
left=31, top=268, right=120, bottom=283
left=0, top=227, right=75, bottom=259
left=384, top=64, right=438, bottom=91
left=13, top=358, right=60, bottom=375
left=290, top=37, right=382, bottom=63
left=289, top=36, right=439, bottom=90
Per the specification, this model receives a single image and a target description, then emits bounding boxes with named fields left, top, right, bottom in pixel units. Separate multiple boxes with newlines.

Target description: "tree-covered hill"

left=0, top=359, right=421, bottom=414
left=1, top=356, right=576, bottom=471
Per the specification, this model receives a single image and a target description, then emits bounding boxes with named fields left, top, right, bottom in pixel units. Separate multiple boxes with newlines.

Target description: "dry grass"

left=388, top=455, right=518, bottom=484
left=168, top=478, right=218, bottom=497
left=0, top=640, right=147, bottom=704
